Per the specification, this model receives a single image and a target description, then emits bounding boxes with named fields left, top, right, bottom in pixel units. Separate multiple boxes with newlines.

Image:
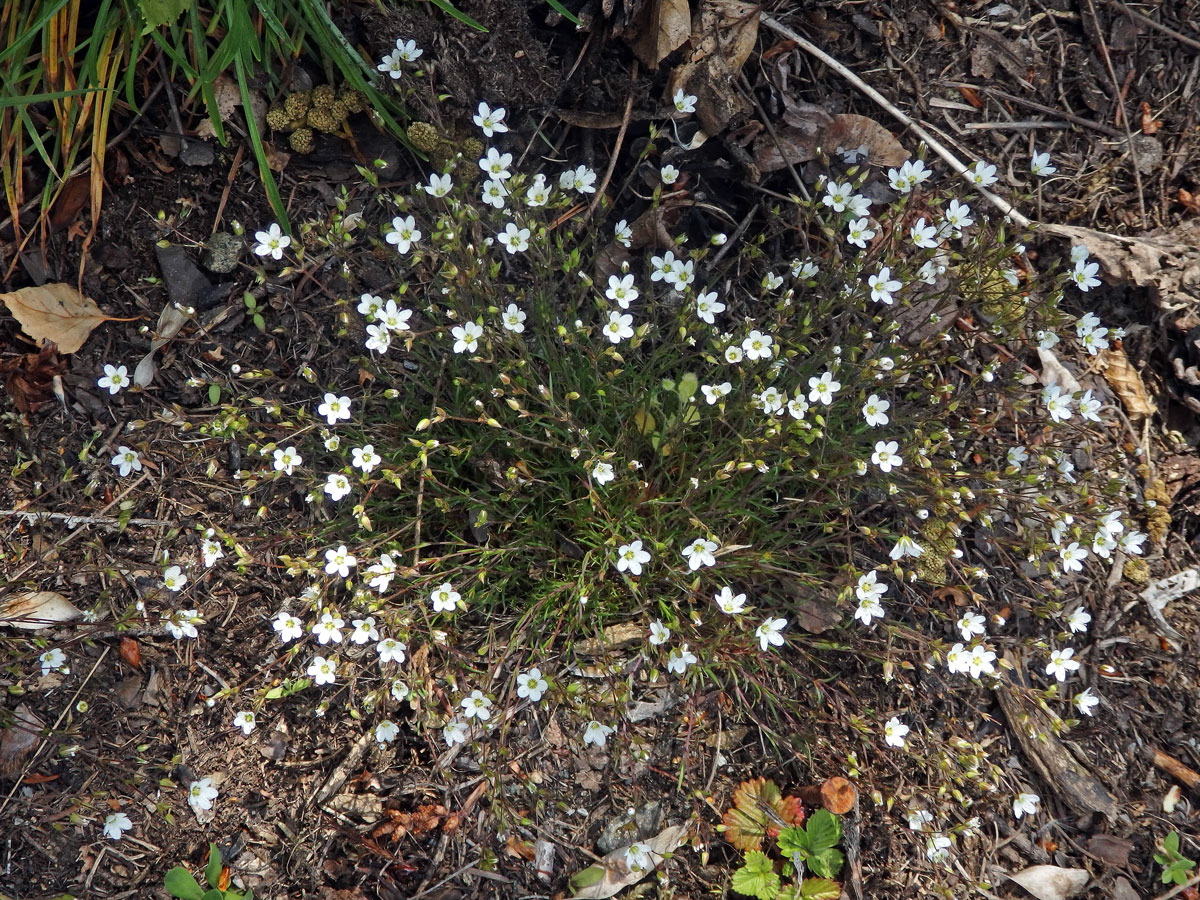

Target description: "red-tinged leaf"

left=120, top=637, right=142, bottom=669
left=22, top=772, right=60, bottom=784
left=958, top=86, right=983, bottom=108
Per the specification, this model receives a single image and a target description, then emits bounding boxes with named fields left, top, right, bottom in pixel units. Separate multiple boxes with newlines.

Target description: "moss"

left=284, top=91, right=310, bottom=119
left=307, top=106, right=340, bottom=134
left=310, top=83, right=337, bottom=110
left=339, top=86, right=367, bottom=114
left=1123, top=557, right=1150, bottom=585
left=266, top=106, right=291, bottom=131
left=913, top=518, right=958, bottom=586
left=288, top=127, right=314, bottom=154
left=407, top=122, right=440, bottom=154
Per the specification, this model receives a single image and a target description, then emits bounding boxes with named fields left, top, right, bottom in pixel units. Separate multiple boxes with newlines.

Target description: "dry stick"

left=1153, top=874, right=1200, bottom=900
left=1103, top=0, right=1200, bottom=54
left=759, top=15, right=1033, bottom=230
left=974, top=85, right=1123, bottom=138
left=0, top=509, right=173, bottom=528
left=1083, top=0, right=1147, bottom=226
left=587, top=63, right=637, bottom=219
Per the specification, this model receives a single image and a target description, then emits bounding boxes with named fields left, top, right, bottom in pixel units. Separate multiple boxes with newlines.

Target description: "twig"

left=1153, top=873, right=1200, bottom=900
left=1083, top=0, right=1147, bottom=226
left=974, top=85, right=1123, bottom=138
left=1103, top=0, right=1200, bottom=54
left=759, top=15, right=1033, bottom=229
left=0, top=509, right=173, bottom=529
left=587, top=63, right=637, bottom=220
left=965, top=120, right=1071, bottom=131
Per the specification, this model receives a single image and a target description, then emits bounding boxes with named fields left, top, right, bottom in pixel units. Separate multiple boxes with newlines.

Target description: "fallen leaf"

left=821, top=114, right=910, bottom=167
left=1087, top=833, right=1133, bottom=867
left=627, top=0, right=692, bottom=68
left=666, top=0, right=758, bottom=135
left=755, top=112, right=909, bottom=172
left=1037, top=347, right=1082, bottom=395
left=0, top=591, right=82, bottom=630
left=0, top=342, right=65, bottom=413
left=1101, top=346, right=1155, bottom=419
left=1007, top=865, right=1090, bottom=900
left=569, top=823, right=689, bottom=899
left=0, top=703, right=44, bottom=777
left=0, top=283, right=119, bottom=354
left=120, top=637, right=142, bottom=669
left=1141, top=101, right=1162, bottom=135
left=133, top=304, right=191, bottom=388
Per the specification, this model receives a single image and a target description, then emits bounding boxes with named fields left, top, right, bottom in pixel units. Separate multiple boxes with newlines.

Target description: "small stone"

left=203, top=232, right=243, bottom=275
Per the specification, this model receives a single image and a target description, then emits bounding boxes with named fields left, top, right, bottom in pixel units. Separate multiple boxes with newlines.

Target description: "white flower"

left=701, top=382, right=732, bottom=404
left=648, top=620, right=671, bottom=645
left=625, top=842, right=653, bottom=872
left=616, top=540, right=651, bottom=576
left=957, top=611, right=986, bottom=641
left=591, top=461, right=615, bottom=485
left=890, top=535, right=924, bottom=560
left=525, top=175, right=551, bottom=207
left=606, top=274, right=639, bottom=309
left=461, top=690, right=493, bottom=721
left=1030, top=150, right=1056, bottom=176
left=1007, top=446, right=1028, bottom=468
left=845, top=217, right=875, bottom=248
left=715, top=586, right=746, bottom=615
left=868, top=267, right=902, bottom=305
left=907, top=809, right=933, bottom=831
left=201, top=535, right=224, bottom=568
left=162, top=565, right=187, bottom=592
left=350, top=617, right=379, bottom=645
left=365, top=324, right=391, bottom=353
left=311, top=611, right=344, bottom=645
left=1042, top=385, right=1073, bottom=423
left=787, top=395, right=809, bottom=419
left=473, top=102, right=509, bottom=137
left=942, top=198, right=974, bottom=233
left=945, top=642, right=970, bottom=675
left=926, top=834, right=952, bottom=863
left=498, top=222, right=531, bottom=254
left=452, top=321, right=484, bottom=353
left=742, top=330, right=774, bottom=361
left=672, top=89, right=697, bottom=113
left=724, top=345, right=744, bottom=364
left=324, top=473, right=352, bottom=502
left=97, top=363, right=129, bottom=395
left=888, top=158, right=932, bottom=193
left=516, top=668, right=549, bottom=701
left=862, top=394, right=890, bottom=427
left=377, top=49, right=407, bottom=78
left=883, top=716, right=909, bottom=748
left=682, top=537, right=718, bottom=570
left=394, top=38, right=422, bottom=61
left=102, top=811, right=133, bottom=840
left=376, top=637, right=407, bottom=664
left=386, top=215, right=422, bottom=254
left=273, top=611, right=304, bottom=643
left=273, top=446, right=302, bottom=475
left=1074, top=687, right=1100, bottom=716
left=500, top=303, right=527, bottom=333
left=1078, top=390, right=1102, bottom=422
left=667, top=644, right=698, bottom=675
left=351, top=444, right=381, bottom=474
left=603, top=311, right=635, bottom=344
left=823, top=180, right=854, bottom=212
left=1059, top=542, right=1088, bottom=573
left=164, top=608, right=197, bottom=641
left=1065, top=607, right=1091, bottom=634
left=917, top=259, right=945, bottom=284
left=253, top=223, right=291, bottom=260
left=430, top=582, right=461, bottom=613
left=871, top=440, right=903, bottom=473
left=762, top=272, right=784, bottom=291
left=855, top=595, right=885, bottom=627
left=968, top=644, right=996, bottom=678
left=1012, top=791, right=1040, bottom=819
left=909, top=218, right=938, bottom=249
left=1046, top=647, right=1080, bottom=682
left=375, top=720, right=400, bottom=743
left=233, top=710, right=257, bottom=735
left=1072, top=259, right=1101, bottom=291
left=755, top=616, right=787, bottom=651
left=307, top=655, right=337, bottom=686
left=1120, top=531, right=1148, bottom=555
left=582, top=720, right=614, bottom=747
left=561, top=164, right=597, bottom=194
left=379, top=300, right=413, bottom=333
left=808, top=371, right=841, bottom=405
left=660, top=164, right=680, bottom=185
left=39, top=648, right=67, bottom=676
left=855, top=570, right=887, bottom=604
left=443, top=720, right=469, bottom=746
left=324, top=545, right=356, bottom=578
left=317, top=392, right=352, bottom=425
left=111, top=446, right=142, bottom=477
left=965, top=160, right=998, bottom=186
left=358, top=293, right=384, bottom=318
left=481, top=178, right=509, bottom=209
left=792, top=258, right=819, bottom=279
left=614, top=219, right=632, bottom=247
left=423, top=172, right=453, bottom=197
left=695, top=290, right=724, bottom=323
left=187, top=778, right=219, bottom=813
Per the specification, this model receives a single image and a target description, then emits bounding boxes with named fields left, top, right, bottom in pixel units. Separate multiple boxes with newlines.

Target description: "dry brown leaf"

left=0, top=342, right=65, bottom=413
left=667, top=0, right=758, bottom=134
left=821, top=114, right=910, bottom=167
left=755, top=113, right=909, bottom=173
left=1101, top=347, right=1156, bottom=419
left=0, top=703, right=44, bottom=776
left=0, top=591, right=82, bottom=630
left=569, top=823, right=689, bottom=899
left=0, top=283, right=119, bottom=354
left=628, top=0, right=692, bottom=68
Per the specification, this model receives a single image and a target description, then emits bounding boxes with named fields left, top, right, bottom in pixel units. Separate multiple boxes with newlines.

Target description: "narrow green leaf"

left=545, top=0, right=581, bottom=25
left=204, top=843, right=222, bottom=888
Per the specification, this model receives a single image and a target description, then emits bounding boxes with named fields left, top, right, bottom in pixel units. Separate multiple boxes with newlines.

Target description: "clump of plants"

left=165, top=843, right=250, bottom=900
left=266, top=82, right=369, bottom=153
